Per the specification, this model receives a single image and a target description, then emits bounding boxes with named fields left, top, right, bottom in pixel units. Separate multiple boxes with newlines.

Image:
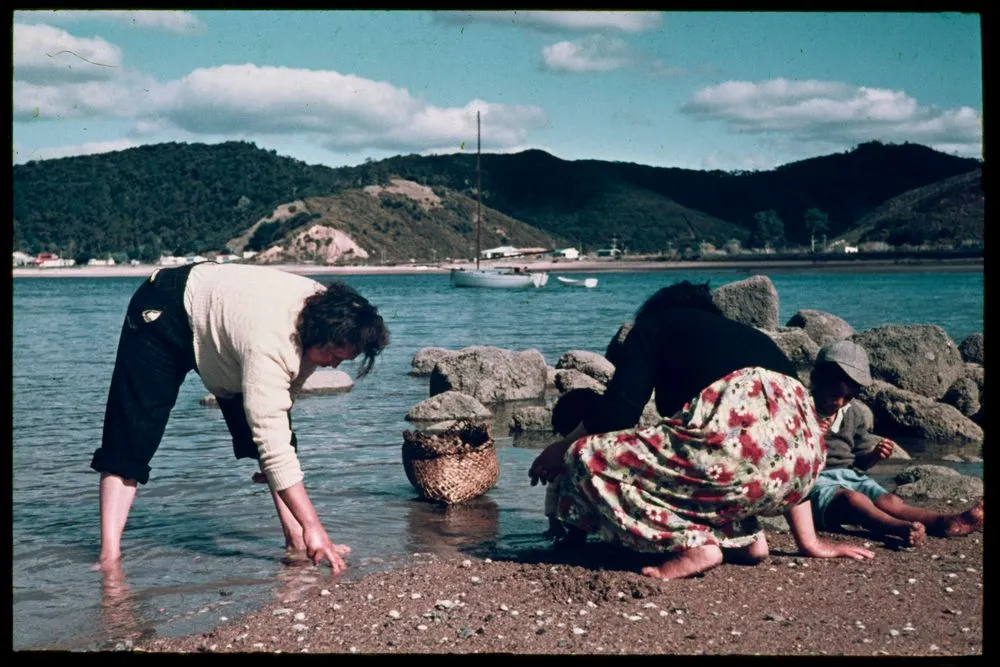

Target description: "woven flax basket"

left=401, top=420, right=499, bottom=504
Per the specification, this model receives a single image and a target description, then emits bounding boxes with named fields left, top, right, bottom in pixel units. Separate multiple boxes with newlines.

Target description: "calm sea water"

left=12, top=268, right=984, bottom=651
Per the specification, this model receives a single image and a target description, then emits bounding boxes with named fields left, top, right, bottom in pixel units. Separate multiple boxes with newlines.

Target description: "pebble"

left=350, top=647, right=358, bottom=653
left=332, top=604, right=342, bottom=610
left=416, top=625, right=427, bottom=631
left=587, top=601, right=598, bottom=608
left=388, top=610, right=400, bottom=620
left=659, top=610, right=669, bottom=617
left=511, top=610, right=520, bottom=617
left=945, top=609, right=962, bottom=615
left=484, top=558, right=492, bottom=563
left=253, top=643, right=265, bottom=649
left=643, top=602, right=657, bottom=608
left=411, top=593, right=422, bottom=599
left=292, top=624, right=307, bottom=632
left=536, top=610, right=545, bottom=616
left=579, top=610, right=588, bottom=616
left=272, top=608, right=293, bottom=616
left=945, top=587, right=954, bottom=593
left=965, top=568, right=977, bottom=573
left=617, top=591, right=627, bottom=599
left=220, top=617, right=228, bottom=622
left=366, top=594, right=374, bottom=601
left=294, top=612, right=306, bottom=621
left=676, top=618, right=685, bottom=625
left=930, top=644, right=939, bottom=651
left=625, top=614, right=643, bottom=621
left=471, top=577, right=482, bottom=584
left=461, top=560, right=472, bottom=568
left=947, top=573, right=958, bottom=578
left=931, top=554, right=941, bottom=560
left=730, top=631, right=742, bottom=636
left=907, top=579, right=916, bottom=584
left=572, top=627, right=587, bottom=636
left=962, top=628, right=971, bottom=633
left=892, top=590, right=900, bottom=595
left=889, top=629, right=900, bottom=637
left=320, top=589, right=330, bottom=597
left=499, top=604, right=509, bottom=611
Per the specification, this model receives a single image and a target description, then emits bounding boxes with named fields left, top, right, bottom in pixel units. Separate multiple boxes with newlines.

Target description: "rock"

left=410, top=347, right=456, bottom=376
left=852, top=400, right=876, bottom=431
left=852, top=325, right=963, bottom=400
left=759, top=327, right=820, bottom=386
left=555, top=350, right=616, bottom=384
left=893, top=464, right=984, bottom=501
left=785, top=309, right=856, bottom=347
left=958, top=333, right=984, bottom=364
left=429, top=346, right=548, bottom=404
left=605, top=321, right=634, bottom=366
left=546, top=366, right=557, bottom=389
left=860, top=381, right=983, bottom=446
left=942, top=376, right=981, bottom=418
left=554, top=369, right=605, bottom=394
left=299, top=369, right=353, bottom=395
left=759, top=515, right=790, bottom=533
left=712, top=275, right=780, bottom=330
left=510, top=405, right=553, bottom=433
left=406, top=390, right=492, bottom=422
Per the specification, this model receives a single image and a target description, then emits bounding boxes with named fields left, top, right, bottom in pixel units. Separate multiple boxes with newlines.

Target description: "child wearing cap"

left=808, top=340, right=984, bottom=547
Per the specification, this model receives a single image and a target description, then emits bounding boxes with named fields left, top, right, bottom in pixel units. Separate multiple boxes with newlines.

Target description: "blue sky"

left=12, top=10, right=983, bottom=172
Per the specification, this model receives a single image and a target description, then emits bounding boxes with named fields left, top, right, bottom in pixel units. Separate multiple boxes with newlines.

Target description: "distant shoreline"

left=12, top=256, right=983, bottom=279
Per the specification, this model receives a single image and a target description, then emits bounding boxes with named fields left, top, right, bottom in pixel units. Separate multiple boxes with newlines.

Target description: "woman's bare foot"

left=893, top=521, right=926, bottom=547
left=725, top=533, right=769, bottom=565
left=641, top=544, right=723, bottom=580
left=937, top=500, right=984, bottom=537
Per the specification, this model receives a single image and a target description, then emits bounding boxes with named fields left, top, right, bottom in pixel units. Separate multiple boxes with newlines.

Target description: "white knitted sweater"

left=184, top=263, right=325, bottom=491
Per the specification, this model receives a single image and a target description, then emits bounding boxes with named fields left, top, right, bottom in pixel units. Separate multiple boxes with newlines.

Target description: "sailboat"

left=450, top=112, right=548, bottom=289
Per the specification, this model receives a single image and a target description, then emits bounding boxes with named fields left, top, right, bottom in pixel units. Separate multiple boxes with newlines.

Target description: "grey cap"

left=816, top=340, right=873, bottom=387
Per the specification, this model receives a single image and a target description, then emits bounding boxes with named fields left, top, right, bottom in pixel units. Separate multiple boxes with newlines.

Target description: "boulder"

left=406, top=390, right=492, bottom=422
left=958, top=332, right=984, bottom=364
left=555, top=350, right=616, bottom=384
left=852, top=325, right=963, bottom=400
left=712, top=275, right=780, bottom=330
left=860, top=381, right=983, bottom=446
left=942, top=376, right=981, bottom=418
left=410, top=347, right=455, bottom=376
left=510, top=405, right=554, bottom=433
left=605, top=321, right=634, bottom=366
left=429, top=346, right=548, bottom=404
left=893, top=464, right=984, bottom=501
left=759, top=327, right=819, bottom=386
left=546, top=366, right=557, bottom=389
left=785, top=309, right=856, bottom=347
left=299, top=369, right=354, bottom=395
left=554, top=368, right=605, bottom=394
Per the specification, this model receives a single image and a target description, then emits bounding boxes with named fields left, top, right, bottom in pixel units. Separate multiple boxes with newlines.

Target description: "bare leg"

left=874, top=495, right=984, bottom=537
left=828, top=489, right=926, bottom=547
left=98, top=473, right=138, bottom=568
left=641, top=544, right=724, bottom=580
left=724, top=533, right=769, bottom=565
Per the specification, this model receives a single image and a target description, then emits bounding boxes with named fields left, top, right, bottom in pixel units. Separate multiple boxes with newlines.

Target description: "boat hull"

left=451, top=268, right=548, bottom=288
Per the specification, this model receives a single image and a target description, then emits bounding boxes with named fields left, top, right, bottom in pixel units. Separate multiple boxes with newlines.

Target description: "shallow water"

left=12, top=268, right=983, bottom=650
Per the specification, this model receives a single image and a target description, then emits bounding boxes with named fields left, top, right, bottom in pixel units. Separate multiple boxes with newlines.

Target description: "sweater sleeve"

left=240, top=347, right=304, bottom=491
left=847, top=403, right=881, bottom=466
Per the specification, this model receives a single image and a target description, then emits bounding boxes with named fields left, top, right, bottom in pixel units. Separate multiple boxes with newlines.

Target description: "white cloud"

left=13, top=23, right=123, bottom=84
left=434, top=10, right=661, bottom=33
left=681, top=78, right=983, bottom=158
left=542, top=36, right=634, bottom=73
left=13, top=139, right=139, bottom=164
left=14, top=10, right=204, bottom=34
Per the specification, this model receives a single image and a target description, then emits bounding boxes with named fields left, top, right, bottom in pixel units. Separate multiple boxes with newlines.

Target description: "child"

left=808, top=340, right=984, bottom=547
left=545, top=388, right=603, bottom=540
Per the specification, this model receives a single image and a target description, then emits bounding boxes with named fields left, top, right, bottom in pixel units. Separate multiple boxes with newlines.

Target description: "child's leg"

left=641, top=544, right=724, bottom=580
left=827, top=489, right=926, bottom=546
left=874, top=495, right=984, bottom=537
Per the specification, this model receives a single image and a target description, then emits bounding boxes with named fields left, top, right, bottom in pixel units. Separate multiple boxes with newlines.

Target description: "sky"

left=11, top=10, right=984, bottom=172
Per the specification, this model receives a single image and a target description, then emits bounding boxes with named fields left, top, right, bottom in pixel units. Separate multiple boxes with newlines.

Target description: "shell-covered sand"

left=132, top=499, right=983, bottom=656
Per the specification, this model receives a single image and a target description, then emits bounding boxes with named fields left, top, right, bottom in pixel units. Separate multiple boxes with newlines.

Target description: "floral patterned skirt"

left=555, top=367, right=826, bottom=553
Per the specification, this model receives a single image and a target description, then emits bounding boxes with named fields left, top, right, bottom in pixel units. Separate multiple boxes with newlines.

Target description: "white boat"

left=556, top=276, right=598, bottom=288
left=451, top=111, right=548, bottom=290
left=451, top=267, right=548, bottom=288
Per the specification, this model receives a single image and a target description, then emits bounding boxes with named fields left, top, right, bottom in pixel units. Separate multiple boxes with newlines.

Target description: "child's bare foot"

left=895, top=521, right=926, bottom=547
left=938, top=500, right=984, bottom=537
left=641, top=544, right=723, bottom=580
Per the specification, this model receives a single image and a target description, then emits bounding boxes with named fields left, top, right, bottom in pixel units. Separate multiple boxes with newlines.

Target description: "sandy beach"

left=12, top=255, right=983, bottom=280
left=126, top=497, right=982, bottom=656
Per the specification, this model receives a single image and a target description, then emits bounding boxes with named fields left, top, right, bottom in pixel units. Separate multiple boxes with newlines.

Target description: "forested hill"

left=12, top=139, right=982, bottom=261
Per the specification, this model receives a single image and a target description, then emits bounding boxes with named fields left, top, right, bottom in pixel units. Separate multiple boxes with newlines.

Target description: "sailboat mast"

left=475, top=111, right=481, bottom=270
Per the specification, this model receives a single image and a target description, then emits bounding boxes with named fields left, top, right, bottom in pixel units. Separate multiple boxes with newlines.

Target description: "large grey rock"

left=554, top=368, right=605, bottom=394
left=712, top=275, right=780, bottom=330
left=410, top=347, right=455, bottom=376
left=555, top=350, right=616, bottom=384
left=759, top=327, right=819, bottom=386
left=605, top=321, right=634, bottom=366
left=893, top=464, right=984, bottom=501
left=942, top=376, right=981, bottom=418
left=546, top=366, right=557, bottom=389
left=860, top=381, right=983, bottom=446
left=785, top=309, right=856, bottom=347
left=852, top=325, right=963, bottom=400
left=958, top=332, right=984, bottom=364
left=299, top=369, right=354, bottom=395
left=510, top=405, right=554, bottom=433
left=962, top=363, right=985, bottom=425
left=429, top=346, right=548, bottom=404
left=406, top=390, right=492, bottom=422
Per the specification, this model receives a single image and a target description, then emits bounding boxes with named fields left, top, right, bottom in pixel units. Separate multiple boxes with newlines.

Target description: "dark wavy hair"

left=634, top=280, right=722, bottom=322
left=297, top=281, right=389, bottom=378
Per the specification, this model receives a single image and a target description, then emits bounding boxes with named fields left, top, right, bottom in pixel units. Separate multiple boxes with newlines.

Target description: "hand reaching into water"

left=302, top=523, right=351, bottom=573
left=530, top=445, right=567, bottom=486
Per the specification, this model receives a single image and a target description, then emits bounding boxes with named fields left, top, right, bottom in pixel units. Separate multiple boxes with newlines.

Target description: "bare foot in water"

left=939, top=500, right=984, bottom=537
left=641, top=544, right=723, bottom=580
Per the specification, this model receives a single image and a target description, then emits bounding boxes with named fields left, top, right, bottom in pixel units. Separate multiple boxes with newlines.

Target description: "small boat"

left=451, top=267, right=548, bottom=288
left=556, top=276, right=598, bottom=288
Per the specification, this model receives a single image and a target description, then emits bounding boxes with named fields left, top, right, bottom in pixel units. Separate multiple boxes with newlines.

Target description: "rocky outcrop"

left=555, top=350, right=616, bottom=384
left=852, top=325, right=964, bottom=400
left=405, top=390, right=492, bottom=422
left=410, top=347, right=456, bottom=376
left=510, top=405, right=554, bottom=433
left=785, top=309, right=856, bottom=347
left=554, top=369, right=605, bottom=394
left=760, top=327, right=820, bottom=386
left=942, top=376, right=981, bottom=418
left=712, top=275, right=780, bottom=330
left=893, top=464, right=984, bottom=501
left=429, top=346, right=548, bottom=404
left=860, top=381, right=983, bottom=446
left=959, top=333, right=984, bottom=364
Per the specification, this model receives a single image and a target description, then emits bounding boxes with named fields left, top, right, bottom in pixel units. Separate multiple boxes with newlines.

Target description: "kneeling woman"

left=529, top=281, right=875, bottom=579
